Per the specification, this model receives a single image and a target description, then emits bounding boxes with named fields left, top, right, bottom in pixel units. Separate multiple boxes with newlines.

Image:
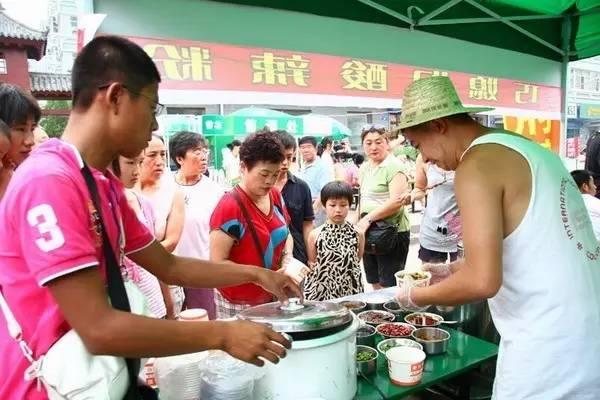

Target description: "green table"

left=356, top=329, right=498, bottom=400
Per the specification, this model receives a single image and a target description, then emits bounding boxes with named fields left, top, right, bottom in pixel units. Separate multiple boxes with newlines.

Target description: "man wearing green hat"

left=395, top=76, right=600, bottom=399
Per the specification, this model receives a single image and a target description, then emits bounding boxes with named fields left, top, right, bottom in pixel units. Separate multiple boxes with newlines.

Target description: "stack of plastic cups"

left=154, top=309, right=209, bottom=400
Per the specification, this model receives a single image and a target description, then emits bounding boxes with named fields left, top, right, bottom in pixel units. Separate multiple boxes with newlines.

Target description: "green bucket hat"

left=398, top=76, right=494, bottom=130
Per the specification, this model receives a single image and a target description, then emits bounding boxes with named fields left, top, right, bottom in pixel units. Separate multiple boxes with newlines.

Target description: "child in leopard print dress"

left=304, top=181, right=365, bottom=301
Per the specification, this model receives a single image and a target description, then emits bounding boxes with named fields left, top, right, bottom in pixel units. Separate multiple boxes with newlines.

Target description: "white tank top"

left=419, top=165, right=460, bottom=253
left=465, top=132, right=600, bottom=400
left=174, top=177, right=224, bottom=259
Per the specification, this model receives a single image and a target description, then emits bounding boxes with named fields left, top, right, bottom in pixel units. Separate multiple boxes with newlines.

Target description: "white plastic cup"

left=386, top=346, right=426, bottom=386
left=178, top=308, right=208, bottom=322
left=395, top=271, right=432, bottom=288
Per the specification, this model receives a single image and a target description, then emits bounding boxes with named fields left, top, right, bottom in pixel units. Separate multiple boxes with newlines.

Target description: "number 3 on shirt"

left=27, top=204, right=65, bottom=252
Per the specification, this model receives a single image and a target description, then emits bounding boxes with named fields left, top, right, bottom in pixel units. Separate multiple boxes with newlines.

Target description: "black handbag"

left=364, top=219, right=399, bottom=255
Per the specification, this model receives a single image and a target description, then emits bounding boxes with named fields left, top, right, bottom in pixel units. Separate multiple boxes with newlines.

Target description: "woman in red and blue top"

left=210, top=130, right=293, bottom=318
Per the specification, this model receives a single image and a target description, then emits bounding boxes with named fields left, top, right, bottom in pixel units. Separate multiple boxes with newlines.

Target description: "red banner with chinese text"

left=128, top=35, right=561, bottom=113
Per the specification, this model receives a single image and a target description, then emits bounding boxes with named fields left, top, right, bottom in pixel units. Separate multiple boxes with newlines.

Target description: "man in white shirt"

left=571, top=169, right=600, bottom=240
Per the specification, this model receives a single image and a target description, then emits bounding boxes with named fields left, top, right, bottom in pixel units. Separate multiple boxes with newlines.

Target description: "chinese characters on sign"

left=469, top=76, right=498, bottom=101
left=412, top=69, right=449, bottom=81
left=144, top=44, right=213, bottom=81
left=515, top=83, right=539, bottom=104
left=251, top=52, right=310, bottom=86
left=341, top=60, right=388, bottom=91
left=130, top=36, right=561, bottom=117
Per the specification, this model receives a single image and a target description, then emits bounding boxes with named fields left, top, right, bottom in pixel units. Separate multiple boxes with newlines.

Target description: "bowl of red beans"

left=404, top=312, right=444, bottom=328
left=376, top=322, right=416, bottom=339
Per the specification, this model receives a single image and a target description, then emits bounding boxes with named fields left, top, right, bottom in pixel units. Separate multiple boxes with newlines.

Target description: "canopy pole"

left=355, top=0, right=413, bottom=25
left=559, top=15, right=572, bottom=158
left=417, top=0, right=463, bottom=25
left=463, top=0, right=565, bottom=56
left=420, top=14, right=563, bottom=26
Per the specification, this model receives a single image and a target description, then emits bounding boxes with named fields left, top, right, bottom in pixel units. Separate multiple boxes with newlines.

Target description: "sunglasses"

left=361, top=124, right=387, bottom=134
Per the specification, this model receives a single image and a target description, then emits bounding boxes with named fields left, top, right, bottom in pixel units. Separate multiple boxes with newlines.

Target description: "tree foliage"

left=40, top=100, right=70, bottom=138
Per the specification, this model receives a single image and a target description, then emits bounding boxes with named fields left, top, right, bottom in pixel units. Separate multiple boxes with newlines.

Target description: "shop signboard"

left=567, top=103, right=578, bottom=119
left=503, top=116, right=560, bottom=152
left=201, top=114, right=225, bottom=135
left=579, top=103, right=600, bottom=119
left=128, top=36, right=561, bottom=114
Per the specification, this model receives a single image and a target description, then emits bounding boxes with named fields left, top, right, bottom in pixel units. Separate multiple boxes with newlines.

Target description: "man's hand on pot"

left=255, top=268, right=303, bottom=304
left=220, top=320, right=291, bottom=366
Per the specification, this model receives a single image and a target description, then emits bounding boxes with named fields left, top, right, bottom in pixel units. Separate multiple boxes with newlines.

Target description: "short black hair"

left=571, top=169, right=592, bottom=189
left=227, top=139, right=242, bottom=151
left=276, top=130, right=296, bottom=150
left=0, top=83, right=41, bottom=127
left=111, top=158, right=122, bottom=177
left=353, top=153, right=365, bottom=166
left=321, top=181, right=354, bottom=206
left=71, top=35, right=161, bottom=110
left=0, top=119, right=10, bottom=139
left=298, top=136, right=317, bottom=147
left=169, top=131, right=207, bottom=168
left=240, top=129, right=285, bottom=170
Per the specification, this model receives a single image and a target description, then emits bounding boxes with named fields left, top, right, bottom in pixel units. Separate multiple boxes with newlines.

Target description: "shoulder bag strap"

left=81, top=164, right=140, bottom=400
left=231, top=186, right=265, bottom=267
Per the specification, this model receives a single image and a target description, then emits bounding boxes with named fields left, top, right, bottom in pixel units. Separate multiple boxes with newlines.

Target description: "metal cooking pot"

left=237, top=298, right=358, bottom=400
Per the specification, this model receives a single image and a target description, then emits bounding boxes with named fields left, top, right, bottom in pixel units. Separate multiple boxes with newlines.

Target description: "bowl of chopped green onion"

left=356, top=345, right=378, bottom=375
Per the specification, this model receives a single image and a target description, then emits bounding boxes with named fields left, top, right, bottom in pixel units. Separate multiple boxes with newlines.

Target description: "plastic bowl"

left=395, top=271, right=431, bottom=288
left=404, top=312, right=444, bottom=328
left=411, top=327, right=451, bottom=355
left=376, top=322, right=415, bottom=339
left=356, top=345, right=378, bottom=376
left=357, top=310, right=395, bottom=327
left=386, top=346, right=426, bottom=386
left=356, top=325, right=377, bottom=347
left=377, top=338, right=423, bottom=359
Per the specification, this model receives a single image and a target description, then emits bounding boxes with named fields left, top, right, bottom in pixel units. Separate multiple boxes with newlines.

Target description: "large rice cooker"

left=237, top=298, right=359, bottom=400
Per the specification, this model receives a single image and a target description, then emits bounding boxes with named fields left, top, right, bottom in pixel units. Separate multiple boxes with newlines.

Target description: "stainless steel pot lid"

left=237, top=298, right=352, bottom=332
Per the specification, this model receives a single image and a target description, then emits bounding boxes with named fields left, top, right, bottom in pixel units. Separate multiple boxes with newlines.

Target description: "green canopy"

left=223, top=107, right=304, bottom=135
left=210, top=0, right=600, bottom=61
left=301, top=114, right=351, bottom=140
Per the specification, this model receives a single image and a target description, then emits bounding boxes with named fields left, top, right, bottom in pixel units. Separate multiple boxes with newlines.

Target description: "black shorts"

left=418, top=246, right=458, bottom=263
left=363, top=231, right=410, bottom=287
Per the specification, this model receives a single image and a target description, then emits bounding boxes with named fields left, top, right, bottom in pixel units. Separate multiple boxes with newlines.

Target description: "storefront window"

left=347, top=112, right=371, bottom=148
left=0, top=58, right=6, bottom=74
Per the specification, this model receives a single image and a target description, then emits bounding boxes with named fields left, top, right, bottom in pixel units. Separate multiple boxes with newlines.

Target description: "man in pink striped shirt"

left=0, top=36, right=300, bottom=400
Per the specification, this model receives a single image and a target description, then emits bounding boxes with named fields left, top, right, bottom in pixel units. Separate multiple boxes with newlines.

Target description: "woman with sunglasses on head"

left=169, top=131, right=225, bottom=320
left=356, top=125, right=413, bottom=289
left=137, top=134, right=186, bottom=319
left=411, top=153, right=461, bottom=269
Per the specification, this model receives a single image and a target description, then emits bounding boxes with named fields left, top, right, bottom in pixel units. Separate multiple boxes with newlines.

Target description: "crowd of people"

left=0, top=35, right=599, bottom=400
